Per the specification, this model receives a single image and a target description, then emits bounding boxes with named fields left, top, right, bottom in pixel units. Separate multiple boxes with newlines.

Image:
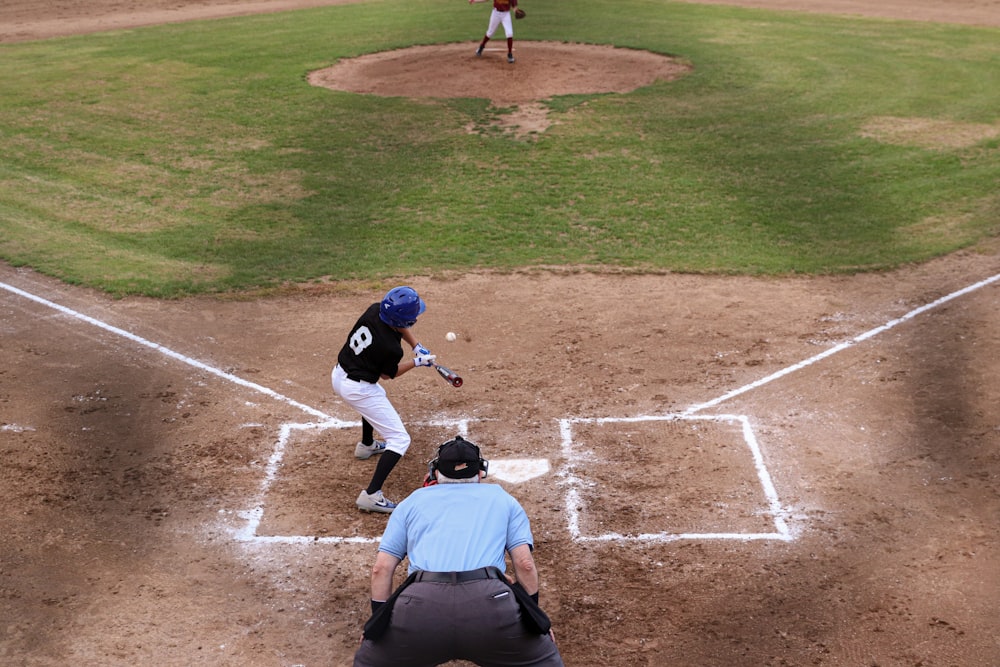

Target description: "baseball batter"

left=471, top=0, right=520, bottom=63
left=332, top=286, right=436, bottom=513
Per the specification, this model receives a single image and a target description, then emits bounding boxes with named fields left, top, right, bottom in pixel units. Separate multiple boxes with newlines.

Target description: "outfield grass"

left=1, top=0, right=998, bottom=296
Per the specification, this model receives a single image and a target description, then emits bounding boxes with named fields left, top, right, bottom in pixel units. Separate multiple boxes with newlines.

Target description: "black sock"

left=366, top=451, right=401, bottom=496
left=361, top=418, right=374, bottom=446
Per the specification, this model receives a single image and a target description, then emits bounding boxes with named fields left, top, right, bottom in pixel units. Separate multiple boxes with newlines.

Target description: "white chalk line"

left=559, top=414, right=793, bottom=543
left=558, top=271, right=1000, bottom=543
left=236, top=418, right=472, bottom=544
left=684, top=272, right=1000, bottom=416
left=0, top=281, right=332, bottom=422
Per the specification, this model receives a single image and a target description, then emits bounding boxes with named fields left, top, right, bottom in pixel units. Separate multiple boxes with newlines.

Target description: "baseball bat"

left=433, top=363, right=463, bottom=388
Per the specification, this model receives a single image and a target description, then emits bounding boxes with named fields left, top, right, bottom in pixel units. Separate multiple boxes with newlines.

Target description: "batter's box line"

left=232, top=417, right=473, bottom=545
left=558, top=414, right=793, bottom=543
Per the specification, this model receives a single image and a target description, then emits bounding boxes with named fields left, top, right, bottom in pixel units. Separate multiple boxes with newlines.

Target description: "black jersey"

left=337, top=303, right=405, bottom=383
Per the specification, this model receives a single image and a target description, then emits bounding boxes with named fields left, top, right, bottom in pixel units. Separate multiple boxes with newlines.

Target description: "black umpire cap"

left=434, top=436, right=487, bottom=479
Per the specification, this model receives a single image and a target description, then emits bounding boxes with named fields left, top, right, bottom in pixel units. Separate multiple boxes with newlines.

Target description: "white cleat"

left=355, top=440, right=387, bottom=460
left=356, top=489, right=397, bottom=513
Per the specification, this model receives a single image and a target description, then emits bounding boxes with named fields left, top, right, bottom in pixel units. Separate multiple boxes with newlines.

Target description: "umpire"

left=353, top=435, right=564, bottom=667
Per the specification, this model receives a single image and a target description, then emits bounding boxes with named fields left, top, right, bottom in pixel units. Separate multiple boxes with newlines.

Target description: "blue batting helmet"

left=379, top=286, right=426, bottom=328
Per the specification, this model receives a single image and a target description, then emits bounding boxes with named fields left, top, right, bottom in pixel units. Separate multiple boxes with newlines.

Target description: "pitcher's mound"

left=308, top=41, right=690, bottom=106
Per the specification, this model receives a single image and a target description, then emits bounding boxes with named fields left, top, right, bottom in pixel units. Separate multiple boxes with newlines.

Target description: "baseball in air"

left=446, top=332, right=458, bottom=342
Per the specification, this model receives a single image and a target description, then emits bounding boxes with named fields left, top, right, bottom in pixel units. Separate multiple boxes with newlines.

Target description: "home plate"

left=489, top=458, right=550, bottom=483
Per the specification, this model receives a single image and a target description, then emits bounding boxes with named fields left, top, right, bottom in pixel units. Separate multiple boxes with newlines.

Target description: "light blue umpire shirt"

left=377, top=482, right=533, bottom=574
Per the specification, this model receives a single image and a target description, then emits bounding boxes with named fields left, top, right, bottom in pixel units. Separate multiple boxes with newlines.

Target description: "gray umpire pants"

left=353, top=578, right=564, bottom=667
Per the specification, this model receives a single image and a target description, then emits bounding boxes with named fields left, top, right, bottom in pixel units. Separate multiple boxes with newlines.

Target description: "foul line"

left=0, top=281, right=331, bottom=422
left=684, top=272, right=1000, bottom=415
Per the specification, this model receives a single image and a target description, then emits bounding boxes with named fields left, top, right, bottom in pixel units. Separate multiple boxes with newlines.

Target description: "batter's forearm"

left=394, top=358, right=420, bottom=377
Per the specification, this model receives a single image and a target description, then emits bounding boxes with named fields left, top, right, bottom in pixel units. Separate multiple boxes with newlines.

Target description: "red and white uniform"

left=485, top=0, right=517, bottom=39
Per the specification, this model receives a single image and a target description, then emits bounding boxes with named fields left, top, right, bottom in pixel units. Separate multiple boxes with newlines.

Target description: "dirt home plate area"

left=2, top=1, right=1000, bottom=665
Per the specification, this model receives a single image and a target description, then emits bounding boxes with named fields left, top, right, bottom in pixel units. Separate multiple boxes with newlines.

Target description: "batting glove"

left=414, top=343, right=431, bottom=356
left=414, top=354, right=437, bottom=367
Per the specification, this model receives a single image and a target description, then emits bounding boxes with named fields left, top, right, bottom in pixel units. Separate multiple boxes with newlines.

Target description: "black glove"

left=371, top=599, right=386, bottom=614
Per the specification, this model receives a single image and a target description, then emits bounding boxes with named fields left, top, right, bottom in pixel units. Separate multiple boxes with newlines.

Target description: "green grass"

left=1, top=0, right=998, bottom=296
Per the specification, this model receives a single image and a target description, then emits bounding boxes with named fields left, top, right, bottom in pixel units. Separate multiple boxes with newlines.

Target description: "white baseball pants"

left=332, top=365, right=411, bottom=456
left=486, top=8, right=514, bottom=39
